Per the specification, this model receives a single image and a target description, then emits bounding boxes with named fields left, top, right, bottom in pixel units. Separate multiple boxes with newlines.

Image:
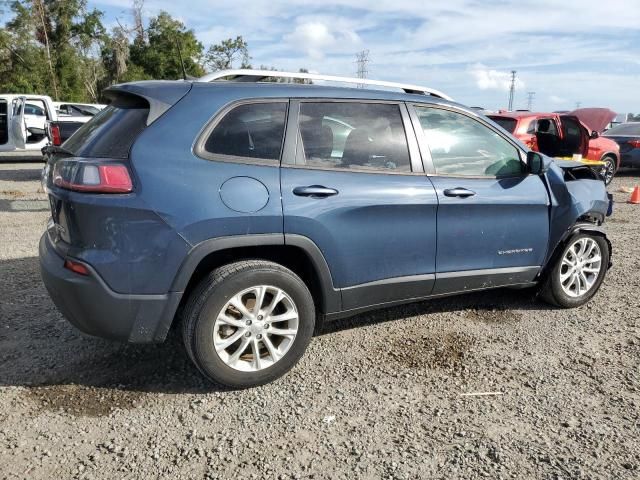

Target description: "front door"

left=410, top=105, right=550, bottom=295
left=281, top=100, right=438, bottom=311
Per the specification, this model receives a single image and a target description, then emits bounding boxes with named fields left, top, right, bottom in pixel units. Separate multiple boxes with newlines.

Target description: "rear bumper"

left=39, top=233, right=182, bottom=343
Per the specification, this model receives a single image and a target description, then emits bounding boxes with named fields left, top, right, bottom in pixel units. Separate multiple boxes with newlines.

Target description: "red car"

left=488, top=108, right=620, bottom=184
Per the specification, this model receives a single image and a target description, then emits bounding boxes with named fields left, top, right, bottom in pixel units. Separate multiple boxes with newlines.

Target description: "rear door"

left=281, top=99, right=438, bottom=311
left=410, top=105, right=550, bottom=294
left=10, top=96, right=27, bottom=149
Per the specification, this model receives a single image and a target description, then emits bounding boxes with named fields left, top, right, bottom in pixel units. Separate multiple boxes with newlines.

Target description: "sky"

left=20, top=1, right=640, bottom=112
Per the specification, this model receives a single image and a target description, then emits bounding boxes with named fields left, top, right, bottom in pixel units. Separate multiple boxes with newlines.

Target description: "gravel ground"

left=0, top=162, right=639, bottom=479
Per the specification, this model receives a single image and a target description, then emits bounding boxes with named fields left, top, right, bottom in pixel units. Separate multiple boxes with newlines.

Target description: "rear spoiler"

left=104, top=81, right=193, bottom=125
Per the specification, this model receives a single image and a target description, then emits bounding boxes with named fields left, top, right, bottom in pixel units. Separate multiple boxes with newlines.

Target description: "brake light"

left=64, top=259, right=89, bottom=276
left=53, top=160, right=133, bottom=193
left=628, top=140, right=640, bottom=149
left=50, top=124, right=62, bottom=146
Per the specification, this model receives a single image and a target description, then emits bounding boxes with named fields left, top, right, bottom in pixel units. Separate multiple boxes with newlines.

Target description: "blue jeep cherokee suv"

left=39, top=71, right=612, bottom=387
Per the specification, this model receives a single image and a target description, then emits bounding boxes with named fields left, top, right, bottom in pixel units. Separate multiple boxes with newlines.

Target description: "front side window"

left=202, top=102, right=287, bottom=163
left=416, top=107, right=524, bottom=177
left=297, top=102, right=411, bottom=172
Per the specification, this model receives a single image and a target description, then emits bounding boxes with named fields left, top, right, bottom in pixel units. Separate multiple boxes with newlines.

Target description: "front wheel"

left=540, top=233, right=609, bottom=308
left=599, top=156, right=616, bottom=185
left=182, top=260, right=315, bottom=388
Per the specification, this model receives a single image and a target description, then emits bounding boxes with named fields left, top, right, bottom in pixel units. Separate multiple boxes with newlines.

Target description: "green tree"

left=0, top=1, right=50, bottom=95
left=1, top=0, right=106, bottom=100
left=205, top=36, right=250, bottom=71
left=129, top=11, right=205, bottom=80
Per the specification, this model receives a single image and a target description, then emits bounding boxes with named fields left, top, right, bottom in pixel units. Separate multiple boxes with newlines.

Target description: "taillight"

left=53, top=160, right=133, bottom=193
left=628, top=140, right=640, bottom=149
left=50, top=124, right=62, bottom=146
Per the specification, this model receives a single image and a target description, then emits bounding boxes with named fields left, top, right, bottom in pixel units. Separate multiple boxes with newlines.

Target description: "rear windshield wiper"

left=42, top=145, right=75, bottom=157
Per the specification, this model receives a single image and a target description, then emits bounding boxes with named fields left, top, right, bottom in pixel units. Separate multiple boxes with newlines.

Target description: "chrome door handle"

left=293, top=186, right=339, bottom=198
left=443, top=187, right=476, bottom=198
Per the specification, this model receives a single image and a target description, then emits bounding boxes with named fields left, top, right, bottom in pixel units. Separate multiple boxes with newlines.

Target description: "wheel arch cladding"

left=169, top=234, right=341, bottom=318
left=540, top=222, right=612, bottom=283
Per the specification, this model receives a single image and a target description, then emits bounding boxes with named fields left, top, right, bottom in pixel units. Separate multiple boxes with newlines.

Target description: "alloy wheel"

left=600, top=158, right=615, bottom=185
left=559, top=237, right=602, bottom=298
left=212, top=285, right=299, bottom=372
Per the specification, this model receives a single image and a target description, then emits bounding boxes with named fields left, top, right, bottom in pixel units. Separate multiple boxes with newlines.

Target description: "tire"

left=600, top=155, right=616, bottom=185
left=182, top=260, right=315, bottom=388
left=540, top=233, right=609, bottom=308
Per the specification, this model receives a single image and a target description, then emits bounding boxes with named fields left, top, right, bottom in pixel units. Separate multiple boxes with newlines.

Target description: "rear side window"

left=604, top=123, right=640, bottom=136
left=201, top=102, right=287, bottom=163
left=64, top=95, right=149, bottom=159
left=297, top=102, right=411, bottom=172
left=488, top=116, right=517, bottom=134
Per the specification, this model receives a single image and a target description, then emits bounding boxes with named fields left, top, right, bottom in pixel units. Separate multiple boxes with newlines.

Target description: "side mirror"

left=590, top=131, right=599, bottom=139
left=527, top=151, right=547, bottom=174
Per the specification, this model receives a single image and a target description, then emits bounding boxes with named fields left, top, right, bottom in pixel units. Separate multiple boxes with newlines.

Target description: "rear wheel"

left=599, top=155, right=616, bottom=185
left=182, top=260, right=315, bottom=388
left=541, top=233, right=609, bottom=308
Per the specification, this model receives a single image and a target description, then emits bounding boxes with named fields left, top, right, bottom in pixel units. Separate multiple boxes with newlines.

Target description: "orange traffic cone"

left=630, top=186, right=640, bottom=204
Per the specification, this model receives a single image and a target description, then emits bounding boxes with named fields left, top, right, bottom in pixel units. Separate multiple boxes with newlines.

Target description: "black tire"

left=600, top=155, right=616, bottom=185
left=182, top=260, right=315, bottom=388
left=540, top=233, right=609, bottom=308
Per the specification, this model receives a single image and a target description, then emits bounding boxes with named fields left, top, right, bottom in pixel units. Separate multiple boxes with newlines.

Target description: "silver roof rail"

left=197, top=69, right=453, bottom=101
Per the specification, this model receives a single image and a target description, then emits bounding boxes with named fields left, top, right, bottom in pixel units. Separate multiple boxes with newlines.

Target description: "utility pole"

left=507, top=70, right=517, bottom=111
left=575, top=101, right=582, bottom=109
left=526, top=91, right=535, bottom=110
left=355, top=50, right=370, bottom=88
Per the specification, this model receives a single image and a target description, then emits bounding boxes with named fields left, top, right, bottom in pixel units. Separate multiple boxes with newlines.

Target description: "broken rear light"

left=53, top=160, right=133, bottom=193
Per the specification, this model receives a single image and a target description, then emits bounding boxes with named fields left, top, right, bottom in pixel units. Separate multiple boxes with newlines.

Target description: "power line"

left=355, top=50, right=370, bottom=88
left=508, top=70, right=517, bottom=111
left=526, top=91, right=535, bottom=110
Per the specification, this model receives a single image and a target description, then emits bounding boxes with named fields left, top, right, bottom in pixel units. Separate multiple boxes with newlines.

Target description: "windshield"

left=488, top=116, right=517, bottom=133
left=604, top=123, right=640, bottom=136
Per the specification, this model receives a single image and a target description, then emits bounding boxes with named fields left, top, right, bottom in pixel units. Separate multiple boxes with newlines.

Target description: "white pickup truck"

left=0, top=94, right=95, bottom=160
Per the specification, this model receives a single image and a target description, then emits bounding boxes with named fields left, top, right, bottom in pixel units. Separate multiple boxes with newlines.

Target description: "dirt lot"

left=1, top=162, right=639, bottom=479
